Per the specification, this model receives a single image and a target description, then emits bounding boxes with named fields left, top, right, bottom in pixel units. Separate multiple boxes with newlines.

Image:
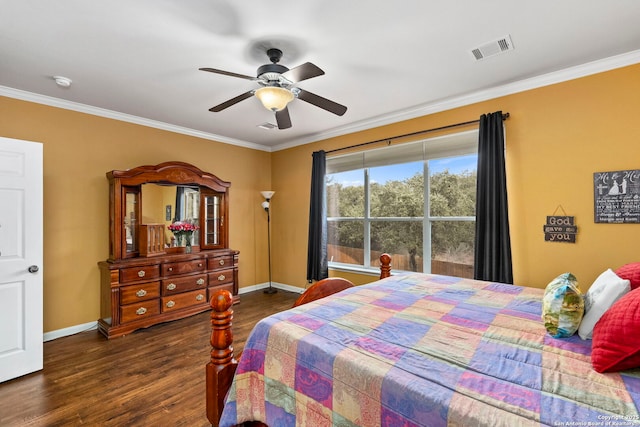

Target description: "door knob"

left=28, top=265, right=39, bottom=273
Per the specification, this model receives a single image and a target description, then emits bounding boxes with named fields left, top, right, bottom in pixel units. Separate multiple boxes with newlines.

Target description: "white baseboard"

left=44, top=321, right=97, bottom=342
left=273, top=283, right=306, bottom=294
left=43, top=283, right=304, bottom=342
left=240, top=282, right=305, bottom=295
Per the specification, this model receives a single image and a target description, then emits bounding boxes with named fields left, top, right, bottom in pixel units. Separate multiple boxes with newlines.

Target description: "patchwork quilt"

left=219, top=273, right=640, bottom=426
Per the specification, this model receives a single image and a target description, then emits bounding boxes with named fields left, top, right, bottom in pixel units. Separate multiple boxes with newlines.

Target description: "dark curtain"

left=474, top=111, right=513, bottom=284
left=174, top=186, right=184, bottom=222
left=306, top=150, right=328, bottom=281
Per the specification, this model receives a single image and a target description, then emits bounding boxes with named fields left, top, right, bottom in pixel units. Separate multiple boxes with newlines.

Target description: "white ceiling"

left=2, top=1, right=640, bottom=152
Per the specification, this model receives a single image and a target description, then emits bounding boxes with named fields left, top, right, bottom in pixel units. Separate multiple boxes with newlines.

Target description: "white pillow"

left=578, top=269, right=630, bottom=340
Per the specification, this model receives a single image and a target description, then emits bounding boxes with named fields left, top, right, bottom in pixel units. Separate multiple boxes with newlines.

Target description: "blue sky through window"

left=329, top=154, right=477, bottom=187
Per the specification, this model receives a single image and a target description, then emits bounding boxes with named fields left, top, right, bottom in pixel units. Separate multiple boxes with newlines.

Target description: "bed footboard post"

left=206, top=290, right=238, bottom=427
left=380, top=253, right=392, bottom=278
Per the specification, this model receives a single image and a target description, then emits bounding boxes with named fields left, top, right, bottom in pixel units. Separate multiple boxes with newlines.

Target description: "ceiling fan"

left=199, top=48, right=347, bottom=130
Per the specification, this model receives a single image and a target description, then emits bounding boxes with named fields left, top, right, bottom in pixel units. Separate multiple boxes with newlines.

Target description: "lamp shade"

left=261, top=191, right=275, bottom=200
left=255, top=87, right=294, bottom=112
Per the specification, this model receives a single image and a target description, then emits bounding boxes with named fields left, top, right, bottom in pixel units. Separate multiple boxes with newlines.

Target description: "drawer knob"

left=217, top=274, right=225, bottom=281
left=198, top=263, right=203, bottom=267
left=166, top=283, right=177, bottom=291
left=219, top=259, right=225, bottom=266
left=197, top=278, right=205, bottom=285
left=196, top=294, right=204, bottom=301
left=166, top=301, right=175, bottom=308
left=136, top=307, right=147, bottom=315
left=138, top=270, right=145, bottom=278
left=168, top=267, right=173, bottom=272
left=136, top=289, right=147, bottom=297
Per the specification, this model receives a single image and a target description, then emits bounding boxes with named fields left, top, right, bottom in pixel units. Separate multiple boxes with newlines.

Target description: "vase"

left=185, top=233, right=192, bottom=254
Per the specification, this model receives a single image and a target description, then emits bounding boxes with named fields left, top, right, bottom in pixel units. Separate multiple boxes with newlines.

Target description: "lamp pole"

left=261, top=191, right=277, bottom=294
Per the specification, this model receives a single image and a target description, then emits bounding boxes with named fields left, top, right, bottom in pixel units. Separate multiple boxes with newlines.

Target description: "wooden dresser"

left=98, top=161, right=239, bottom=339
left=98, top=249, right=237, bottom=338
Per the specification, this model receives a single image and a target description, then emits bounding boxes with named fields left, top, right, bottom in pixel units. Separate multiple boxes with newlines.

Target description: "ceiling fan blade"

left=296, top=89, right=347, bottom=116
left=199, top=67, right=256, bottom=81
left=209, top=91, right=254, bottom=112
left=275, top=107, right=292, bottom=129
left=282, top=62, right=324, bottom=83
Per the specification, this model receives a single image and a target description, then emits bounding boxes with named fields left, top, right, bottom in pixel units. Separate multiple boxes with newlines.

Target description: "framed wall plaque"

left=543, top=215, right=577, bottom=243
left=594, top=169, right=640, bottom=223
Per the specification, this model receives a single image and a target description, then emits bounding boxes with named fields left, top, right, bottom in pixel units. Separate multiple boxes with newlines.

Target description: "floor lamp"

left=261, top=191, right=277, bottom=294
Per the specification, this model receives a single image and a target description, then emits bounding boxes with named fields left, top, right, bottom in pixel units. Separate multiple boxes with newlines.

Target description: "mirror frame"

left=106, top=161, right=230, bottom=261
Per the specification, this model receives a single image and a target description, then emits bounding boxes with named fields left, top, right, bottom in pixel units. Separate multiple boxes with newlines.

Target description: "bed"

left=206, top=255, right=640, bottom=426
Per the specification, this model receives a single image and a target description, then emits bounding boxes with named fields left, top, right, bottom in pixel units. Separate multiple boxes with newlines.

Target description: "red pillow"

left=591, top=288, right=640, bottom=373
left=615, top=263, right=640, bottom=290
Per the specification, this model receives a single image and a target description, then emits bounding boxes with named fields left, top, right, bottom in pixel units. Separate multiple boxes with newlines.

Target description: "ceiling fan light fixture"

left=255, top=86, right=294, bottom=112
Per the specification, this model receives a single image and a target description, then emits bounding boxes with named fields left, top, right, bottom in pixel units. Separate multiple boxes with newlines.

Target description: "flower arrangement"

left=168, top=221, right=199, bottom=234
left=168, top=221, right=199, bottom=249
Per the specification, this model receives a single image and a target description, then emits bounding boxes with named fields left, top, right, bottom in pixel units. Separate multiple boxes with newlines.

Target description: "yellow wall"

left=2, top=62, right=640, bottom=334
left=271, top=63, right=640, bottom=291
left=0, top=97, right=272, bottom=332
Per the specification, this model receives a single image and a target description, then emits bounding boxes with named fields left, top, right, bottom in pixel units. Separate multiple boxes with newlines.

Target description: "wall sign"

left=594, top=169, right=640, bottom=223
left=544, top=215, right=577, bottom=243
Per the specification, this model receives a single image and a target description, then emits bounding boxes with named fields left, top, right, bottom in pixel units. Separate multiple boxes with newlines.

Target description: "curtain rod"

left=326, top=112, right=510, bottom=155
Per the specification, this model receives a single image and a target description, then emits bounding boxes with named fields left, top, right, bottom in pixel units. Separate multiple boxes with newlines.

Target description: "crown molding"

left=0, top=86, right=271, bottom=152
left=272, top=49, right=640, bottom=151
left=2, top=49, right=639, bottom=154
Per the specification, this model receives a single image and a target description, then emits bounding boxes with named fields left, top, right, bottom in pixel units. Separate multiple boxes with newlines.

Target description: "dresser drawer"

left=208, top=283, right=234, bottom=300
left=120, top=281, right=161, bottom=305
left=162, top=289, right=207, bottom=312
left=162, top=274, right=207, bottom=295
left=120, top=265, right=160, bottom=283
left=208, top=255, right=233, bottom=270
left=208, top=268, right=234, bottom=286
left=120, top=300, right=161, bottom=324
left=162, top=259, right=206, bottom=277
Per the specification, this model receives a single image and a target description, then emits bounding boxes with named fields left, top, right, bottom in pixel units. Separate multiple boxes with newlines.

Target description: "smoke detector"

left=53, top=76, right=72, bottom=87
left=471, top=35, right=514, bottom=61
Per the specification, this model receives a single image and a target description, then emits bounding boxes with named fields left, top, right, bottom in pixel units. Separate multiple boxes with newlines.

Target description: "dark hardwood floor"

left=0, top=289, right=298, bottom=427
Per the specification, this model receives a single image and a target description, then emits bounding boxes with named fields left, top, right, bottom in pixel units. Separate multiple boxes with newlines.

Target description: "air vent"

left=471, top=35, right=514, bottom=61
left=257, top=122, right=278, bottom=130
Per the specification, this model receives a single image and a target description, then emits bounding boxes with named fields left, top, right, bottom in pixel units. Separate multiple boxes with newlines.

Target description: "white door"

left=0, top=137, right=43, bottom=383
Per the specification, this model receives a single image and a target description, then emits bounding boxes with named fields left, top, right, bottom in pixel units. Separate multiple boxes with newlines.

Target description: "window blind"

left=327, top=130, right=478, bottom=174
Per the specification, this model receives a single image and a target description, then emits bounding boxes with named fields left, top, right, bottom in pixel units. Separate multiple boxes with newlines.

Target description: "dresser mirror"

left=107, top=161, right=230, bottom=261
left=136, top=184, right=201, bottom=249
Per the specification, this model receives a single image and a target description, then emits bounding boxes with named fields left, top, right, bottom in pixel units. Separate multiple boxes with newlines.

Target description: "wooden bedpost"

left=206, top=290, right=238, bottom=427
left=380, top=253, right=392, bottom=279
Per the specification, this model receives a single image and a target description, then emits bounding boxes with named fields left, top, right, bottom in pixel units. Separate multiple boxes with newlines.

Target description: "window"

left=326, top=130, right=478, bottom=277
